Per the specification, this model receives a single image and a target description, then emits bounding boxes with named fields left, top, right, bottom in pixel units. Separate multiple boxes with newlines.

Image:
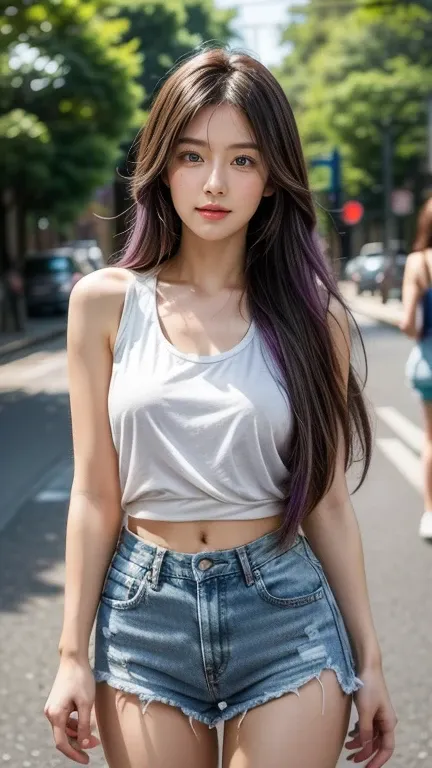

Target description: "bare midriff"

left=126, top=514, right=283, bottom=554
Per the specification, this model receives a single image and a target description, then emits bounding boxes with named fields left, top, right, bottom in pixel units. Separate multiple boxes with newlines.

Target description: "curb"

left=346, top=302, right=401, bottom=329
left=338, top=283, right=402, bottom=330
left=0, top=325, right=66, bottom=361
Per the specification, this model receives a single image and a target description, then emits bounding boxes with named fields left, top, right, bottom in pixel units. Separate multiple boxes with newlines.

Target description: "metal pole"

left=382, top=118, right=394, bottom=255
left=381, top=118, right=395, bottom=302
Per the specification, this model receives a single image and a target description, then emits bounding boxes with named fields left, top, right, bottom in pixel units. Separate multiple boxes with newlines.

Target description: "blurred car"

left=65, top=239, right=104, bottom=272
left=344, top=256, right=363, bottom=280
left=344, top=243, right=385, bottom=281
left=351, top=249, right=407, bottom=302
left=24, top=248, right=84, bottom=315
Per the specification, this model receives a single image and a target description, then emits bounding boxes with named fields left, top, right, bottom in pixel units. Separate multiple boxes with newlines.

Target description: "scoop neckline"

left=142, top=271, right=256, bottom=363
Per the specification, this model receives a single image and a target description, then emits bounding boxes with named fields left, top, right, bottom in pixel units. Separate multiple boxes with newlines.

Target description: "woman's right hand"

left=44, top=657, right=99, bottom=764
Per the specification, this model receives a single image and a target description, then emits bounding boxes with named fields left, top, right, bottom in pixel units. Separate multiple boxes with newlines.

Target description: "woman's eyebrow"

left=177, top=137, right=259, bottom=150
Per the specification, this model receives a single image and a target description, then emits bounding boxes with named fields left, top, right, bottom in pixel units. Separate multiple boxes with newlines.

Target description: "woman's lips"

left=196, top=208, right=230, bottom=220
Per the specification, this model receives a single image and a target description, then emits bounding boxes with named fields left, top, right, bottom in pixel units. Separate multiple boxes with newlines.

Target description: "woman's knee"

left=95, top=683, right=219, bottom=768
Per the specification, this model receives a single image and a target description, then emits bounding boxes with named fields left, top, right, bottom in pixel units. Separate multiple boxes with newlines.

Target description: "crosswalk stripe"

left=35, top=489, right=70, bottom=502
left=376, top=437, right=423, bottom=492
left=376, top=406, right=424, bottom=454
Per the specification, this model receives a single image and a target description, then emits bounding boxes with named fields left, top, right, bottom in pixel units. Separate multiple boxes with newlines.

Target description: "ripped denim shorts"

left=93, top=525, right=363, bottom=730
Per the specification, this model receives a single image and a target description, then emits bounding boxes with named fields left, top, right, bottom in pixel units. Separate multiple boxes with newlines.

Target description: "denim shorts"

left=94, top=525, right=363, bottom=730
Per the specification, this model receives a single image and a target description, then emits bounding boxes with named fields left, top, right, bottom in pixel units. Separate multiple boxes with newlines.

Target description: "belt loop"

left=236, top=546, right=255, bottom=587
left=149, top=546, right=167, bottom=591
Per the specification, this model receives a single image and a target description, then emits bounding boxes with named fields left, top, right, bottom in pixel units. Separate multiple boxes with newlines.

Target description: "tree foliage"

left=1, top=0, right=144, bottom=225
left=118, top=0, right=236, bottom=111
left=276, top=0, right=432, bottom=204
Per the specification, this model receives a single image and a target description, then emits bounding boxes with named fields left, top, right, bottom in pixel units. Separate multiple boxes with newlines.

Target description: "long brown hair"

left=413, top=197, right=432, bottom=251
left=117, top=46, right=372, bottom=547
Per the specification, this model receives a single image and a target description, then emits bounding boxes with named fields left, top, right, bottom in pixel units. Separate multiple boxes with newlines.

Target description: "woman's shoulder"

left=72, top=265, right=133, bottom=299
left=404, top=250, right=431, bottom=288
left=405, top=249, right=432, bottom=268
left=68, top=266, right=136, bottom=338
left=70, top=266, right=134, bottom=310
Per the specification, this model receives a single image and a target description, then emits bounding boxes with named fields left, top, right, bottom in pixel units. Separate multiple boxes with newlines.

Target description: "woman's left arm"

left=302, top=296, right=397, bottom=768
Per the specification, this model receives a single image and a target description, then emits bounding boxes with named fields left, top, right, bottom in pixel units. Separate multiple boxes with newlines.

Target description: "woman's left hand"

left=344, top=666, right=397, bottom=767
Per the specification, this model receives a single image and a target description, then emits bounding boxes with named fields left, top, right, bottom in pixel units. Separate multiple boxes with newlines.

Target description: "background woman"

left=400, top=197, right=432, bottom=539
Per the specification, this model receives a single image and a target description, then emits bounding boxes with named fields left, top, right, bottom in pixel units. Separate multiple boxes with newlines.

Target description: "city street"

left=0, top=315, right=431, bottom=768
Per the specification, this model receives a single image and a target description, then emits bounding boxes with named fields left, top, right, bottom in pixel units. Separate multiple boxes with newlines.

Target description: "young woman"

left=44, top=47, right=396, bottom=768
left=401, top=197, right=432, bottom=539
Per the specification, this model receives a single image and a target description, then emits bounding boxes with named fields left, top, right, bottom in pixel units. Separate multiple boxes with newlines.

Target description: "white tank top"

left=108, top=270, right=293, bottom=524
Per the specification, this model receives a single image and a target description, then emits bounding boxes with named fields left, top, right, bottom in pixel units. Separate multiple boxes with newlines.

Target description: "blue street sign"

left=310, top=149, right=341, bottom=209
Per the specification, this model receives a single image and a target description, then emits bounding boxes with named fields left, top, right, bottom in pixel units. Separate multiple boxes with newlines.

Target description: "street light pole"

left=382, top=117, right=394, bottom=257
left=379, top=117, right=396, bottom=302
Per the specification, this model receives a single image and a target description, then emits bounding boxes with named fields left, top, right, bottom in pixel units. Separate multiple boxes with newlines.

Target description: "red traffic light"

left=342, top=200, right=364, bottom=225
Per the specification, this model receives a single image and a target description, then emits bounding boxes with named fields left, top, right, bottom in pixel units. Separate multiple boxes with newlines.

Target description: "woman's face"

left=165, top=103, right=273, bottom=242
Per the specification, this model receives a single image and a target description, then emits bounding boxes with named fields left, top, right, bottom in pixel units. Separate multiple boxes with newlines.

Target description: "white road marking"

left=34, top=462, right=73, bottom=502
left=376, top=437, right=423, bottom=492
left=0, top=458, right=72, bottom=533
left=35, top=489, right=70, bottom=502
left=376, top=406, right=424, bottom=454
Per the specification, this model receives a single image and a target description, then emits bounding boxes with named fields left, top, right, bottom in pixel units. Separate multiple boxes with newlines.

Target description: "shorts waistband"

left=116, top=524, right=302, bottom=588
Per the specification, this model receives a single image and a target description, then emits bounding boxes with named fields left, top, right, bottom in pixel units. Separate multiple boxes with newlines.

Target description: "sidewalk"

left=338, top=280, right=403, bottom=328
left=0, top=316, right=66, bottom=359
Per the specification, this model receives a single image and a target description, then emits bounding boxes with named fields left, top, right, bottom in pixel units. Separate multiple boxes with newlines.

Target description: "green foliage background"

left=275, top=0, right=432, bottom=212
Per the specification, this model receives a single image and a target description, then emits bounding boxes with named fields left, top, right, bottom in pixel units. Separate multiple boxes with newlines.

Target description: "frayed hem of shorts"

left=94, top=664, right=362, bottom=729
left=93, top=670, right=216, bottom=728
left=215, top=664, right=363, bottom=726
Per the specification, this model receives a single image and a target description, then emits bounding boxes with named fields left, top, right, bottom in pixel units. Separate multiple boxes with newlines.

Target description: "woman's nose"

left=203, top=166, right=227, bottom=196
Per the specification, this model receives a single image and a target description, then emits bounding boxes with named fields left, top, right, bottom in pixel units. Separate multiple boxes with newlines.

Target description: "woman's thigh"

left=222, top=670, right=351, bottom=768
left=95, top=683, right=219, bottom=768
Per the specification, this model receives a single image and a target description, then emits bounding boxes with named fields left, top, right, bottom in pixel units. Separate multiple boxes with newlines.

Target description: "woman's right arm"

left=44, top=268, right=128, bottom=764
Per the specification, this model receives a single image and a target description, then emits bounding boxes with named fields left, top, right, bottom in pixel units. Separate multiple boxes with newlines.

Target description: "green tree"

left=1, top=0, right=144, bottom=259
left=119, top=0, right=236, bottom=110
left=276, top=1, right=432, bottom=207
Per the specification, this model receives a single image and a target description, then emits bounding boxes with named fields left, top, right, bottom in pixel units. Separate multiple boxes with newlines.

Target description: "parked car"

left=351, top=249, right=407, bottom=302
left=65, top=239, right=104, bottom=272
left=344, top=243, right=385, bottom=281
left=344, top=255, right=364, bottom=280
left=24, top=248, right=84, bottom=315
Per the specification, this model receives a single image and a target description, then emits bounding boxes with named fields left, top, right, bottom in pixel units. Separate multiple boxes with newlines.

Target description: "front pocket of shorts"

left=101, top=550, right=150, bottom=610
left=253, top=571, right=324, bottom=607
left=252, top=549, right=324, bottom=608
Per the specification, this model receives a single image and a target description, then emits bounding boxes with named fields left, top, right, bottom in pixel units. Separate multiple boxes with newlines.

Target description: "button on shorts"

left=93, top=525, right=363, bottom=728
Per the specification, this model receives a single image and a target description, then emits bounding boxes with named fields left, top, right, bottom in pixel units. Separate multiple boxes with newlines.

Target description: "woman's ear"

left=262, top=182, right=275, bottom=198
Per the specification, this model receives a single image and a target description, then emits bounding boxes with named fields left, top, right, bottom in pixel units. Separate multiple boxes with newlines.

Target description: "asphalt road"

left=0, top=316, right=431, bottom=768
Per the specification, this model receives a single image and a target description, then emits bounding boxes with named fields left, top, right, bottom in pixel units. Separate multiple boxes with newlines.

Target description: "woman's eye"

left=233, top=156, right=255, bottom=167
left=182, top=152, right=202, bottom=163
